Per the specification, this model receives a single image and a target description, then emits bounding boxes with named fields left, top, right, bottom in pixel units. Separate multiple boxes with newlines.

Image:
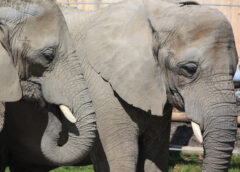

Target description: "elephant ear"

left=0, top=23, right=22, bottom=101
left=84, top=2, right=166, bottom=116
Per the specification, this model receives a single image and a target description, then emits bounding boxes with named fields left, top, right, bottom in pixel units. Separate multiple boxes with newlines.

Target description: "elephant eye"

left=42, top=48, right=55, bottom=63
left=179, top=63, right=198, bottom=77
left=44, top=53, right=54, bottom=62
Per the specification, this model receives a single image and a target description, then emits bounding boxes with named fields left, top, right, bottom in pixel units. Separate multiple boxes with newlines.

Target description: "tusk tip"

left=191, top=121, right=203, bottom=144
left=68, top=117, right=77, bottom=123
left=59, top=105, right=77, bottom=123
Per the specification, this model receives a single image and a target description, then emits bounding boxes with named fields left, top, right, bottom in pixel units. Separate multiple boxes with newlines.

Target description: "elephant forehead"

left=0, top=5, right=44, bottom=23
left=183, top=8, right=232, bottom=36
left=19, top=7, right=60, bottom=47
left=161, top=5, right=232, bottom=36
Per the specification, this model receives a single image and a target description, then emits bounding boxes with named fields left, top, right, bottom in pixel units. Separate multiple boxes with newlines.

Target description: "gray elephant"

left=61, top=0, right=238, bottom=171
left=0, top=0, right=97, bottom=171
left=1, top=0, right=238, bottom=172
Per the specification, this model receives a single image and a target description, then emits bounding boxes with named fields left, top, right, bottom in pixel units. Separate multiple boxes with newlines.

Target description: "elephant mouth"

left=20, top=80, right=76, bottom=124
left=191, top=121, right=203, bottom=143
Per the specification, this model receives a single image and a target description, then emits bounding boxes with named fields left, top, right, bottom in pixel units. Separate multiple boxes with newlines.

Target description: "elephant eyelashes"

left=179, top=63, right=198, bottom=78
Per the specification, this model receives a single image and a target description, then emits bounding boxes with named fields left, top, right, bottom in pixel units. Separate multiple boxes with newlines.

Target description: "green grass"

left=51, top=166, right=93, bottom=172
left=168, top=151, right=240, bottom=172
left=5, top=153, right=240, bottom=172
left=168, top=151, right=202, bottom=172
left=4, top=166, right=93, bottom=172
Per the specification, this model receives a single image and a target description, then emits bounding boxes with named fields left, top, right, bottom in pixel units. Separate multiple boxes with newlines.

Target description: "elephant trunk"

left=40, top=53, right=96, bottom=165
left=184, top=76, right=237, bottom=171
left=202, top=107, right=237, bottom=171
left=41, top=92, right=96, bottom=165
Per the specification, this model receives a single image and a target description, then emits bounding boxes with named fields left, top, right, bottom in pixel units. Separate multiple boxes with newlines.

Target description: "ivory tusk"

left=59, top=105, right=77, bottom=123
left=191, top=121, right=203, bottom=144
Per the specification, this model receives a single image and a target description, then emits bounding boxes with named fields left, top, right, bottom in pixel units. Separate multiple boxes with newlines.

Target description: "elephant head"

left=83, top=0, right=238, bottom=170
left=0, top=0, right=96, bottom=165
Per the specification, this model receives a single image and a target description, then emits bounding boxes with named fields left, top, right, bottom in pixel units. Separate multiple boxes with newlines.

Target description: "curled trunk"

left=40, top=54, right=96, bottom=165
left=41, top=91, right=96, bottom=165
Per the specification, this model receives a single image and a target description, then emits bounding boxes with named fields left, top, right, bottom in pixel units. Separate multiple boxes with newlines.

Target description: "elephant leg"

left=85, top=68, right=139, bottom=172
left=97, top=103, right=139, bottom=172
left=137, top=106, right=172, bottom=172
left=9, top=165, right=27, bottom=172
left=0, top=152, right=8, bottom=172
left=90, top=135, right=109, bottom=172
left=9, top=165, right=49, bottom=172
left=0, top=134, right=8, bottom=172
left=92, top=92, right=139, bottom=171
left=89, top=101, right=139, bottom=172
left=0, top=158, right=7, bottom=172
left=9, top=166, right=25, bottom=172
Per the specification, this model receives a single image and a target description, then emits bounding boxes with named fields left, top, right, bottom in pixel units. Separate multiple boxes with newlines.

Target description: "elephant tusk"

left=191, top=121, right=203, bottom=144
left=59, top=105, right=77, bottom=123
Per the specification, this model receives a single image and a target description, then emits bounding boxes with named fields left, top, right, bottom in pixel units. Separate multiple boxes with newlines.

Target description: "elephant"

left=1, top=0, right=238, bottom=172
left=0, top=0, right=97, bottom=171
left=61, top=0, right=238, bottom=171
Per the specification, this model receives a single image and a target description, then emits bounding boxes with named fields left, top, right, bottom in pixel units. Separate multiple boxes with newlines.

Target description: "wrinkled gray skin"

left=1, top=0, right=238, bottom=172
left=63, top=0, right=238, bottom=171
left=0, top=0, right=96, bottom=171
